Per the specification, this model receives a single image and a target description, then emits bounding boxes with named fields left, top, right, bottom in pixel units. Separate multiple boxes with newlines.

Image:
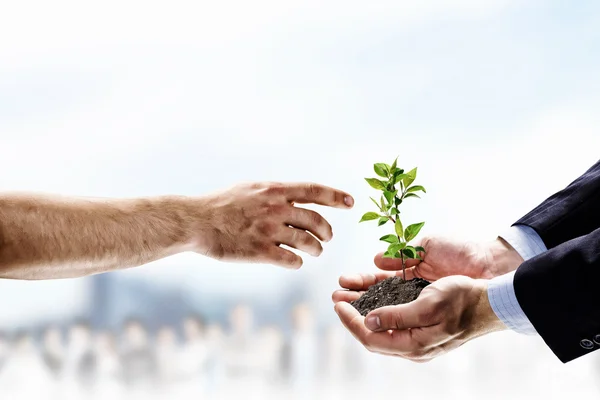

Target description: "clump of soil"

left=350, top=277, right=430, bottom=316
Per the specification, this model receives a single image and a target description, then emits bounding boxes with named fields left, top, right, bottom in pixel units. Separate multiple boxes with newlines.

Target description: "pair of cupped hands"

left=198, top=182, right=524, bottom=362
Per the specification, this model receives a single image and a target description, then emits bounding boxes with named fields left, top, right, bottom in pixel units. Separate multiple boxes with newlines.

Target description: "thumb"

left=364, top=299, right=430, bottom=332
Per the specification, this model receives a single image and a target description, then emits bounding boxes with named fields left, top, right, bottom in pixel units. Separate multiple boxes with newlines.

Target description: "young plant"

left=359, top=158, right=426, bottom=281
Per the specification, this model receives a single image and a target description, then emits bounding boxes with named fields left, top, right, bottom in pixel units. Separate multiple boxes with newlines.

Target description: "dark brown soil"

left=350, top=277, right=430, bottom=316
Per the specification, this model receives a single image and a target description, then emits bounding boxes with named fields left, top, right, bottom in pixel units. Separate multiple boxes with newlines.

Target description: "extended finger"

left=264, top=246, right=303, bottom=270
left=339, top=269, right=420, bottom=291
left=331, top=290, right=364, bottom=303
left=277, top=227, right=323, bottom=257
left=284, top=207, right=332, bottom=242
left=374, top=252, right=422, bottom=271
left=283, top=183, right=354, bottom=209
left=338, top=272, right=397, bottom=291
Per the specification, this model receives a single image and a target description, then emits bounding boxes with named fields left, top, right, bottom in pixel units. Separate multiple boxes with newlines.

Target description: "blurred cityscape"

left=1, top=273, right=600, bottom=400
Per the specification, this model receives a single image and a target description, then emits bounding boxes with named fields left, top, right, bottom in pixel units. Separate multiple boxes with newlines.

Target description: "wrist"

left=472, top=279, right=507, bottom=334
left=487, top=237, right=524, bottom=277
left=154, top=195, right=211, bottom=253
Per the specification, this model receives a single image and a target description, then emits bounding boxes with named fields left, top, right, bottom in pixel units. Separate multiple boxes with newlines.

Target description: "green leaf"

left=390, top=157, right=398, bottom=171
left=380, top=195, right=386, bottom=210
left=382, top=251, right=394, bottom=258
left=370, top=197, right=382, bottom=211
left=406, top=185, right=426, bottom=194
left=390, top=207, right=399, bottom=216
left=383, top=190, right=396, bottom=205
left=402, top=246, right=417, bottom=259
left=404, top=193, right=420, bottom=199
left=394, top=172, right=408, bottom=182
left=395, top=196, right=402, bottom=207
left=415, top=246, right=426, bottom=253
left=402, top=167, right=417, bottom=187
left=388, top=243, right=405, bottom=255
left=373, top=163, right=389, bottom=178
left=359, top=212, right=380, bottom=222
left=365, top=178, right=386, bottom=190
left=377, top=217, right=389, bottom=226
left=379, top=234, right=399, bottom=244
left=395, top=218, right=404, bottom=238
left=404, top=222, right=425, bottom=241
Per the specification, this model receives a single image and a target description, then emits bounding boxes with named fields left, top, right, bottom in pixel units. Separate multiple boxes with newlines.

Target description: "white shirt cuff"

left=487, top=225, right=548, bottom=335
left=488, top=270, right=537, bottom=335
left=500, top=224, right=547, bottom=260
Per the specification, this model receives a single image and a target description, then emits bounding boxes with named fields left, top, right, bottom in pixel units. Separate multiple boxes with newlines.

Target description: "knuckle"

left=275, top=250, right=298, bottom=266
left=252, top=241, right=271, bottom=253
left=265, top=203, right=286, bottom=215
left=265, top=183, right=285, bottom=196
left=333, top=189, right=343, bottom=205
left=385, top=310, right=404, bottom=330
left=306, top=183, right=322, bottom=198
left=419, top=236, right=431, bottom=248
left=256, top=221, right=276, bottom=236
left=301, top=233, right=314, bottom=246
left=310, top=211, right=325, bottom=228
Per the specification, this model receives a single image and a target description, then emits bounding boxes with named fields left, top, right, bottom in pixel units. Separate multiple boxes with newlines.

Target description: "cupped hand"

left=333, top=275, right=506, bottom=362
left=193, top=182, right=354, bottom=269
left=374, top=236, right=523, bottom=281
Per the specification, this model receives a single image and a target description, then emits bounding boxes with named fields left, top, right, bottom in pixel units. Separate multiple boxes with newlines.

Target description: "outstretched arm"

left=0, top=182, right=353, bottom=279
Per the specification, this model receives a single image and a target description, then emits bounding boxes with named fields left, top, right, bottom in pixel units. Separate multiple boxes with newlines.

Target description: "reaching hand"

left=333, top=275, right=506, bottom=362
left=374, top=236, right=524, bottom=281
left=192, top=182, right=354, bottom=269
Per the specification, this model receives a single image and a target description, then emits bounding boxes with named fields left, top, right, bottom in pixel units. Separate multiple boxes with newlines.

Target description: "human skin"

left=332, top=236, right=523, bottom=362
left=0, top=181, right=354, bottom=279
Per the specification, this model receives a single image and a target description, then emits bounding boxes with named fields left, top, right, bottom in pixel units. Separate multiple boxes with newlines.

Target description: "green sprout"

left=359, top=157, right=426, bottom=281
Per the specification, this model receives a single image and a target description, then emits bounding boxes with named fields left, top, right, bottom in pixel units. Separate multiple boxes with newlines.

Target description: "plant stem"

left=400, top=251, right=406, bottom=280
left=387, top=212, right=406, bottom=280
left=387, top=175, right=408, bottom=280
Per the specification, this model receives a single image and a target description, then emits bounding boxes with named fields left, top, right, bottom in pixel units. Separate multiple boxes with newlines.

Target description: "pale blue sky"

left=0, top=2, right=599, bottom=388
left=1, top=0, right=599, bottom=312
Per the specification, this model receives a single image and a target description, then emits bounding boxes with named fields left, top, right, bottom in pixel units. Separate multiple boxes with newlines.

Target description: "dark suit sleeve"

left=515, top=159, right=600, bottom=249
left=511, top=159, right=600, bottom=363
left=514, top=227, right=600, bottom=363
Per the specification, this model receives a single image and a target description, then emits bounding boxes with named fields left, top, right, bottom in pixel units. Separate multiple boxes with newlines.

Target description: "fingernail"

left=366, top=315, right=381, bottom=331
left=344, top=195, right=354, bottom=207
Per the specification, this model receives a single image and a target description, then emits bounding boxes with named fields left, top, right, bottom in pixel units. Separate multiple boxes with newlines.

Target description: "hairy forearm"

left=0, top=193, right=198, bottom=279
